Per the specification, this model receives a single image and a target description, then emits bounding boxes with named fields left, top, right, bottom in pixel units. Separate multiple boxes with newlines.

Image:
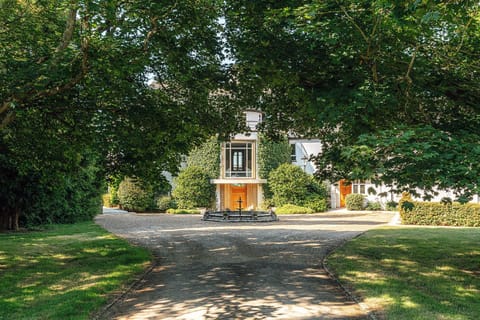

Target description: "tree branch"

left=55, top=8, right=77, bottom=53
left=405, top=44, right=419, bottom=84
left=339, top=5, right=369, bottom=43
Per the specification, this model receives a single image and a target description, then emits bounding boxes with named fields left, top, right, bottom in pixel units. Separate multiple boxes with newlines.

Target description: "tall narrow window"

left=290, top=144, right=297, bottom=163
left=224, top=142, right=253, bottom=177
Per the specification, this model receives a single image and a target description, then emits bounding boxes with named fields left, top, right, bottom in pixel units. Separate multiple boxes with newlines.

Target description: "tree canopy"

left=0, top=0, right=237, bottom=229
left=1, top=0, right=479, bottom=230
left=223, top=0, right=480, bottom=200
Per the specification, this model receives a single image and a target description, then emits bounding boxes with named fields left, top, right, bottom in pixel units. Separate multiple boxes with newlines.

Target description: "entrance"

left=230, top=184, right=247, bottom=210
left=339, top=179, right=352, bottom=207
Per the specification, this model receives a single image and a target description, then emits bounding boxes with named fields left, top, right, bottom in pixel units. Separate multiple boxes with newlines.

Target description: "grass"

left=326, top=227, right=480, bottom=319
left=0, top=221, right=151, bottom=320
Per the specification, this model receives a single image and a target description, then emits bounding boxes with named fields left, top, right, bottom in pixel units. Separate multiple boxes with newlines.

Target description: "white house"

left=198, top=110, right=480, bottom=210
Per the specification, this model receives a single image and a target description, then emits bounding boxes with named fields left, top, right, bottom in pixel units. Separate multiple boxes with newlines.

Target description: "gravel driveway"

left=95, top=211, right=394, bottom=320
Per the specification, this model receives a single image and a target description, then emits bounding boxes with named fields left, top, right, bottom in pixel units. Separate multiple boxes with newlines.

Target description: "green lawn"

left=0, top=222, right=151, bottom=320
left=327, top=227, right=480, bottom=320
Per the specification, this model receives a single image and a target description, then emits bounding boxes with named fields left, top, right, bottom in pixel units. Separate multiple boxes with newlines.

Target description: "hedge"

left=275, top=204, right=314, bottom=214
left=400, top=201, right=480, bottom=227
left=166, top=208, right=201, bottom=214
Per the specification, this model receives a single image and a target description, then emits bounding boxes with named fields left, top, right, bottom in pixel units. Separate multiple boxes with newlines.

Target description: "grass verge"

left=326, top=227, right=480, bottom=320
left=0, top=221, right=151, bottom=319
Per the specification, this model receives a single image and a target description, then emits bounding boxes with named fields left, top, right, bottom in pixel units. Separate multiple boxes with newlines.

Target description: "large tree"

left=223, top=0, right=480, bottom=200
left=0, top=0, right=237, bottom=230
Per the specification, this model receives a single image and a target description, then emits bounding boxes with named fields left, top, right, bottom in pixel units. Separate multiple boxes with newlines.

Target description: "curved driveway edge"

left=95, top=211, right=394, bottom=320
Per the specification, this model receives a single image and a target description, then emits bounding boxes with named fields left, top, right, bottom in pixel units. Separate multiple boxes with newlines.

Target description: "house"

left=210, top=110, right=324, bottom=210
left=203, top=110, right=480, bottom=211
left=210, top=110, right=266, bottom=210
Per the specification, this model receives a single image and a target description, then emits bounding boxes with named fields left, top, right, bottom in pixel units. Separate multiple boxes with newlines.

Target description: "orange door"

left=230, top=185, right=247, bottom=210
left=339, top=179, right=352, bottom=207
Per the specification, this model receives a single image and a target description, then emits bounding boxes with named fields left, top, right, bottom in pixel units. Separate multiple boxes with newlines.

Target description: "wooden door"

left=339, top=179, right=352, bottom=207
left=230, top=185, right=247, bottom=210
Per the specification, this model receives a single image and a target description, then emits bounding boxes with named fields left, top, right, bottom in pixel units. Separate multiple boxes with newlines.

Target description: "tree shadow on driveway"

left=95, top=212, right=394, bottom=319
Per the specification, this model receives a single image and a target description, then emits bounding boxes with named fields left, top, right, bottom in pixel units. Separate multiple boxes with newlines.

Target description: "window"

left=224, top=142, right=253, bottom=177
left=290, top=144, right=297, bottom=163
left=352, top=180, right=372, bottom=195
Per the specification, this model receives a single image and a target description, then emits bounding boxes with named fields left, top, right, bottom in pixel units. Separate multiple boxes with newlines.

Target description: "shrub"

left=400, top=201, right=480, bottom=226
left=260, top=198, right=275, bottom=210
left=156, top=196, right=177, bottom=212
left=386, top=201, right=398, bottom=211
left=268, top=164, right=312, bottom=207
left=172, top=166, right=215, bottom=209
left=275, top=204, right=314, bottom=214
left=109, top=186, right=120, bottom=206
left=102, top=194, right=111, bottom=207
left=166, top=208, right=201, bottom=214
left=117, top=177, right=154, bottom=212
left=303, top=195, right=328, bottom=212
left=345, top=193, right=365, bottom=210
left=20, top=159, right=103, bottom=227
left=365, top=201, right=382, bottom=211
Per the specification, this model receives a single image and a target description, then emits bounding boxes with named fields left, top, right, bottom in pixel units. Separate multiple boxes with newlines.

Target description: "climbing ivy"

left=257, top=135, right=291, bottom=179
left=186, top=136, right=220, bottom=179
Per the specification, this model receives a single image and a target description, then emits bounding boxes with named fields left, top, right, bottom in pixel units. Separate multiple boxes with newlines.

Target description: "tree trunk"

left=13, top=207, right=20, bottom=231
left=0, top=207, right=20, bottom=231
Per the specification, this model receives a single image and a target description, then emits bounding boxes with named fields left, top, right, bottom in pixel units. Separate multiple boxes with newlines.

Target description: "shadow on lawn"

left=328, top=227, right=480, bottom=319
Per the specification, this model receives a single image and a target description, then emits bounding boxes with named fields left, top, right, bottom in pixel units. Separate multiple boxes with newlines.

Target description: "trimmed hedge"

left=345, top=193, right=365, bottom=210
left=275, top=204, right=314, bottom=214
left=400, top=201, right=480, bottom=227
left=166, top=208, right=201, bottom=214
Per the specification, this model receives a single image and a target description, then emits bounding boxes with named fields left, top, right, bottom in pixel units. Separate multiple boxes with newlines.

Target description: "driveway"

left=95, top=211, right=395, bottom=320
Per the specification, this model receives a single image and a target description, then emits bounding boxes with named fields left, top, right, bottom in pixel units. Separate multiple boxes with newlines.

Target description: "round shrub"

left=345, top=193, right=366, bottom=210
left=156, top=196, right=177, bottom=212
left=275, top=204, right=314, bottom=214
left=268, top=163, right=311, bottom=207
left=117, top=177, right=154, bottom=212
left=172, top=166, right=215, bottom=209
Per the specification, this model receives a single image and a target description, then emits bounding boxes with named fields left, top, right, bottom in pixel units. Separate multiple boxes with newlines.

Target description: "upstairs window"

left=290, top=144, right=297, bottom=163
left=224, top=142, right=253, bottom=178
left=353, top=180, right=372, bottom=195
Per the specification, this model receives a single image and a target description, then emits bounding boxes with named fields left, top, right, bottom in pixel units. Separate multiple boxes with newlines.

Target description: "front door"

left=230, top=185, right=247, bottom=210
left=339, top=179, right=352, bottom=207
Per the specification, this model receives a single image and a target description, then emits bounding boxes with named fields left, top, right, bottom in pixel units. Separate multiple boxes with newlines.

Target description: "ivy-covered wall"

left=186, top=136, right=220, bottom=179
left=257, top=135, right=291, bottom=199
left=257, top=135, right=291, bottom=179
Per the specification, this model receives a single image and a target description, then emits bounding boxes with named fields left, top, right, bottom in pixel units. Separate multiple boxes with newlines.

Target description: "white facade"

left=289, top=139, right=322, bottom=175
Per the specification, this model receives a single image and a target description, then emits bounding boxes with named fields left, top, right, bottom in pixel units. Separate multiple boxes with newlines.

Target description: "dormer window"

left=224, top=142, right=253, bottom=178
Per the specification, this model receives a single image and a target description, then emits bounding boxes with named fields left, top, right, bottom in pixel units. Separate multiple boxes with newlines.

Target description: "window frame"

left=223, top=142, right=254, bottom=178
